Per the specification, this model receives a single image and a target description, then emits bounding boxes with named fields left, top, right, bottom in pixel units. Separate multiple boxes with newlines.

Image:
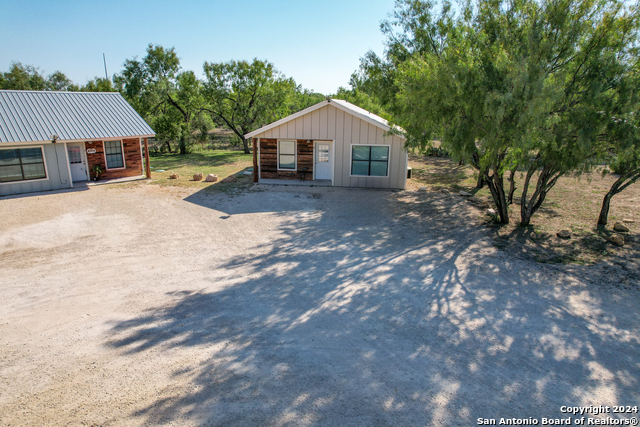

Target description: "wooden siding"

left=253, top=104, right=407, bottom=189
left=259, top=139, right=314, bottom=180
left=86, top=138, right=143, bottom=180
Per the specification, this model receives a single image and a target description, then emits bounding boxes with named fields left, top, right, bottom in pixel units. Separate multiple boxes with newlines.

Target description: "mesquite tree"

left=202, top=59, right=299, bottom=154
left=368, top=0, right=639, bottom=225
left=116, top=45, right=207, bottom=154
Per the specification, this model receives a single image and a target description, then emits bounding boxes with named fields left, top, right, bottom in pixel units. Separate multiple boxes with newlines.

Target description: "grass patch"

left=148, top=149, right=253, bottom=190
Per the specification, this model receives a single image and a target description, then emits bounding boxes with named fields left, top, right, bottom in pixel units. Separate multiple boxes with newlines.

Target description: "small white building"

left=245, top=99, right=408, bottom=190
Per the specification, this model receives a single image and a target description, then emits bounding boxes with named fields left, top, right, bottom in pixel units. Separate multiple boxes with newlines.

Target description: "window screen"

left=0, top=147, right=46, bottom=183
left=278, top=140, right=296, bottom=170
left=104, top=141, right=124, bottom=169
left=351, top=145, right=389, bottom=177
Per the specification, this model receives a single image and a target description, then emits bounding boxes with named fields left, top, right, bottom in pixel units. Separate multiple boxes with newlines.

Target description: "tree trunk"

left=507, top=169, right=516, bottom=204
left=476, top=171, right=485, bottom=189
left=597, top=173, right=628, bottom=225
left=179, top=135, right=187, bottom=155
left=243, top=138, right=250, bottom=154
left=520, top=164, right=562, bottom=227
left=484, top=169, right=509, bottom=224
left=598, top=191, right=614, bottom=226
left=165, top=140, right=173, bottom=153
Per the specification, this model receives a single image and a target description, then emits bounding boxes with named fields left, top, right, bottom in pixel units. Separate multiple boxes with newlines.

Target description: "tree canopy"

left=356, top=0, right=640, bottom=225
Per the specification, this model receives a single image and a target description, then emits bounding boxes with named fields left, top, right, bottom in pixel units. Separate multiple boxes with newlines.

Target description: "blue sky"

left=0, top=0, right=397, bottom=94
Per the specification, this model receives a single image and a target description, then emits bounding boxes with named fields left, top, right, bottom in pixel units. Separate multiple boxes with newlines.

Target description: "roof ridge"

left=0, top=90, right=120, bottom=95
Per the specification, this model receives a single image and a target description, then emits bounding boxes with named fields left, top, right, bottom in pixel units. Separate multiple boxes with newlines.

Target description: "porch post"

left=252, top=138, right=258, bottom=183
left=144, top=137, right=151, bottom=178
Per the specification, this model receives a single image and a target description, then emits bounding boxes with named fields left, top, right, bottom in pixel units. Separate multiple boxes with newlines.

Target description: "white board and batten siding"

left=250, top=103, right=408, bottom=190
left=0, top=144, right=72, bottom=197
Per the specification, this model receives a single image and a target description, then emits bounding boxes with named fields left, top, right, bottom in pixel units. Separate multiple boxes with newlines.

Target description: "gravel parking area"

left=0, top=183, right=639, bottom=426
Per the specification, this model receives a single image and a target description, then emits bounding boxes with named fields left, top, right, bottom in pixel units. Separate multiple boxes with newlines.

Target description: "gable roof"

left=244, top=98, right=405, bottom=139
left=0, top=90, right=155, bottom=144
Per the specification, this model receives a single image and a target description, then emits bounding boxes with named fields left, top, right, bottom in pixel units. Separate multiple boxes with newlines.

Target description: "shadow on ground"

left=106, top=187, right=640, bottom=425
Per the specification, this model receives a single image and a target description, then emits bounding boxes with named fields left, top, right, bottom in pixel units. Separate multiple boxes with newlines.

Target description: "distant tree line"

left=0, top=47, right=325, bottom=155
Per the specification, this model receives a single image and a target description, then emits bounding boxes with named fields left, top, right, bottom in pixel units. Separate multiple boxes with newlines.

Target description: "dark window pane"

left=371, top=146, right=389, bottom=161
left=0, top=149, right=20, bottom=166
left=352, top=146, right=370, bottom=161
left=104, top=141, right=124, bottom=168
left=22, top=163, right=46, bottom=180
left=352, top=160, right=370, bottom=176
left=370, top=161, right=388, bottom=176
left=0, top=165, right=24, bottom=182
left=19, top=148, right=44, bottom=164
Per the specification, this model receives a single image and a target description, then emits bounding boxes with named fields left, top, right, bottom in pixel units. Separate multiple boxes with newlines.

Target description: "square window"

left=351, top=145, right=389, bottom=177
left=104, top=141, right=124, bottom=169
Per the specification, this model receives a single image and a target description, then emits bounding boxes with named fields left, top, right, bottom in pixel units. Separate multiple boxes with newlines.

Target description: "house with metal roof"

left=245, top=98, right=408, bottom=189
left=0, top=90, right=155, bottom=196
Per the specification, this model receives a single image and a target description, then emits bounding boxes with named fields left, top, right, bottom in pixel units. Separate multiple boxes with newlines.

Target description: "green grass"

left=148, top=149, right=253, bottom=189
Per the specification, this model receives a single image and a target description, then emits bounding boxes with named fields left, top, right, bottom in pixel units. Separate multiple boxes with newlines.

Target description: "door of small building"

left=314, top=141, right=332, bottom=180
left=67, top=143, right=88, bottom=182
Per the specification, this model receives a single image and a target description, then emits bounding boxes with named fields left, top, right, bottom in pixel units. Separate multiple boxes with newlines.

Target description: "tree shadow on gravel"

left=106, top=187, right=640, bottom=426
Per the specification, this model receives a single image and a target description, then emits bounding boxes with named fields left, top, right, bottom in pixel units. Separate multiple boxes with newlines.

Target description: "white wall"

left=0, top=144, right=73, bottom=196
left=254, top=105, right=407, bottom=189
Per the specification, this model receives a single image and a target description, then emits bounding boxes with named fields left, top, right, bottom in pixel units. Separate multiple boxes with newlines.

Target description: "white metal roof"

left=244, top=98, right=405, bottom=139
left=0, top=90, right=155, bottom=144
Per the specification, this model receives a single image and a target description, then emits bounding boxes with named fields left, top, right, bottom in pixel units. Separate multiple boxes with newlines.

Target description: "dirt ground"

left=0, top=182, right=639, bottom=426
left=409, top=156, right=640, bottom=264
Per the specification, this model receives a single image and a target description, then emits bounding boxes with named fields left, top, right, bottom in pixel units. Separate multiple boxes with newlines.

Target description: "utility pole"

left=103, top=53, right=108, bottom=80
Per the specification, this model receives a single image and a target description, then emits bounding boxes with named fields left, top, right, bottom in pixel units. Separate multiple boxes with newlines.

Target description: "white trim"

left=257, top=138, right=261, bottom=180
left=103, top=140, right=126, bottom=171
left=331, top=140, right=336, bottom=186
left=0, top=145, right=50, bottom=185
left=312, top=141, right=316, bottom=181
left=0, top=135, right=156, bottom=146
left=244, top=99, right=406, bottom=139
left=64, top=142, right=74, bottom=187
left=82, top=142, right=89, bottom=181
left=349, top=143, right=392, bottom=178
left=277, top=139, right=297, bottom=171
left=403, top=149, right=408, bottom=190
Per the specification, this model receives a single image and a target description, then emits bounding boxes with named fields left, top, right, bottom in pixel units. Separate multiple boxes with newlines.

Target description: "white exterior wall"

left=254, top=105, right=408, bottom=189
left=0, top=143, right=72, bottom=197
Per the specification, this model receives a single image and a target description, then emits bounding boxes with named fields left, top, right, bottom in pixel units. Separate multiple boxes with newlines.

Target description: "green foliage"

left=361, top=0, right=640, bottom=224
left=202, top=59, right=309, bottom=153
left=81, top=77, right=117, bottom=92
left=115, top=44, right=209, bottom=154
left=0, top=62, right=78, bottom=91
left=333, top=84, right=389, bottom=119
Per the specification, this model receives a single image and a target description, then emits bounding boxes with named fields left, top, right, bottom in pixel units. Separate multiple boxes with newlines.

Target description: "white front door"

left=315, top=141, right=332, bottom=180
left=67, top=143, right=87, bottom=182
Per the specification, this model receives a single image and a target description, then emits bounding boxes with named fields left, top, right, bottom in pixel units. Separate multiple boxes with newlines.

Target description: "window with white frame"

left=351, top=145, right=389, bottom=177
left=0, top=147, right=46, bottom=183
left=104, top=140, right=124, bottom=169
left=278, top=140, right=296, bottom=170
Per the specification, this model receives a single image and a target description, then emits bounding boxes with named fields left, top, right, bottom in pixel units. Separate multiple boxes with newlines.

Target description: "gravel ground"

left=0, top=182, right=638, bottom=426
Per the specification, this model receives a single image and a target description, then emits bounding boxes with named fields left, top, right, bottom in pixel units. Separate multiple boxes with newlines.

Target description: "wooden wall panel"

left=259, top=139, right=313, bottom=180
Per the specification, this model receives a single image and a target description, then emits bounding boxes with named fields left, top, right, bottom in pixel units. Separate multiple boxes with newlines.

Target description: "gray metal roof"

left=0, top=90, right=155, bottom=143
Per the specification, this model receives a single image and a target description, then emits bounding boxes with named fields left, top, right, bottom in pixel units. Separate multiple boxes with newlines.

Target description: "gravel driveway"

left=0, top=183, right=638, bottom=426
